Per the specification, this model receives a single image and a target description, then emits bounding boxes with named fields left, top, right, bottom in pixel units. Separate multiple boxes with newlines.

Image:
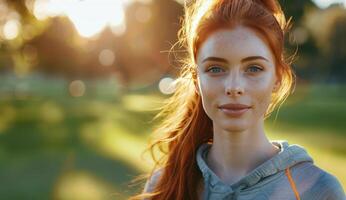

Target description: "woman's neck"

left=206, top=122, right=280, bottom=185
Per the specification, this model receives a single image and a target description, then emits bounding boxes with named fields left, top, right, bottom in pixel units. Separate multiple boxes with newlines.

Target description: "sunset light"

left=0, top=0, right=345, bottom=198
left=33, top=0, right=126, bottom=38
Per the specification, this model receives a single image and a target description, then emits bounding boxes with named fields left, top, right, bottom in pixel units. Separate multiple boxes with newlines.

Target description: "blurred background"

left=0, top=0, right=345, bottom=199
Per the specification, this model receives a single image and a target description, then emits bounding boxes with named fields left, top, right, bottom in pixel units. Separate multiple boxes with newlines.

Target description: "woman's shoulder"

left=315, top=171, right=346, bottom=200
left=143, top=168, right=164, bottom=193
left=290, top=162, right=345, bottom=199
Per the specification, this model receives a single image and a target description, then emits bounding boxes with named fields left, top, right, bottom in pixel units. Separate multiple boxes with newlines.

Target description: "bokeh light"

left=98, top=49, right=115, bottom=67
left=69, top=80, right=86, bottom=97
left=3, top=19, right=20, bottom=40
left=158, top=77, right=175, bottom=95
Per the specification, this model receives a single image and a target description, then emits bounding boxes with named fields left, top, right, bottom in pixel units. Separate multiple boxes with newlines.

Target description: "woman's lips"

left=219, top=107, right=250, bottom=117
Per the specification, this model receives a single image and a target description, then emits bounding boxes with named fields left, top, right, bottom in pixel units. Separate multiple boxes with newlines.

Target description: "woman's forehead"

left=196, top=26, right=275, bottom=65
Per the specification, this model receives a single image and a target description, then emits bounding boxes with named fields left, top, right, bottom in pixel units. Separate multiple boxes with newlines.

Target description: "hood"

left=196, top=140, right=314, bottom=199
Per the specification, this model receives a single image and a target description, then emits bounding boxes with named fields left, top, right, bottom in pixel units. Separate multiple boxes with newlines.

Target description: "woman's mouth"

left=218, top=103, right=251, bottom=117
left=219, top=107, right=250, bottom=117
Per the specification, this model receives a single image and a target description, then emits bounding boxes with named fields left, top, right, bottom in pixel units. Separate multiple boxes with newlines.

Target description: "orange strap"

left=285, top=167, right=301, bottom=200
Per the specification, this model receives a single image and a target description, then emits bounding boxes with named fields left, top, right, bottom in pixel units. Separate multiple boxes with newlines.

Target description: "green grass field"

left=0, top=80, right=345, bottom=199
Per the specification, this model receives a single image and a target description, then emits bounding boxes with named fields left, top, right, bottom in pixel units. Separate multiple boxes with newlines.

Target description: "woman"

left=130, top=0, right=345, bottom=199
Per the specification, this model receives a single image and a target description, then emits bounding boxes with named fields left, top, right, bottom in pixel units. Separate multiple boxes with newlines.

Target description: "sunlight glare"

left=33, top=0, right=126, bottom=38
left=33, top=0, right=66, bottom=20
left=67, top=0, right=125, bottom=38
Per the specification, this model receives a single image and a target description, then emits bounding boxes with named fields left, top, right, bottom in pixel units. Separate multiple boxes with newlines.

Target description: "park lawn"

left=0, top=83, right=345, bottom=199
left=0, top=96, right=153, bottom=200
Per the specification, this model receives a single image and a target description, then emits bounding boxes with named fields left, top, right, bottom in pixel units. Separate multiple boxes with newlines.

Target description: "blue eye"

left=207, top=66, right=224, bottom=73
left=246, top=65, right=263, bottom=73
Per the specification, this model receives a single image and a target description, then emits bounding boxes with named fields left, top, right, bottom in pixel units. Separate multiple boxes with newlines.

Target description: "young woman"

left=130, top=0, right=345, bottom=199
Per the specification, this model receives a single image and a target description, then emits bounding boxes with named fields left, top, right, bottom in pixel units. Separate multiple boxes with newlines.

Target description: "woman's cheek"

left=250, top=82, right=273, bottom=117
left=199, top=78, right=219, bottom=118
left=256, top=93, right=271, bottom=117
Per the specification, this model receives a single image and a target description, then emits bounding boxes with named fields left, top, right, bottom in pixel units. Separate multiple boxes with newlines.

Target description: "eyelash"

left=246, top=65, right=263, bottom=73
left=206, top=66, right=224, bottom=73
left=206, top=65, right=263, bottom=74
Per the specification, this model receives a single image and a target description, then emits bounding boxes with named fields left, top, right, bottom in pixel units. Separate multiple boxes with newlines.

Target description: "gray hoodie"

left=143, top=140, right=345, bottom=200
left=196, top=140, right=345, bottom=200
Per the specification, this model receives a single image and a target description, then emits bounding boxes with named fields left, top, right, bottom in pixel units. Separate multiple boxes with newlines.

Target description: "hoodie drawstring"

left=285, top=167, right=301, bottom=200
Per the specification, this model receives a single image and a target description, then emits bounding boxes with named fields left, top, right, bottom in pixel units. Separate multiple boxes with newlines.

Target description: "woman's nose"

left=225, top=72, right=244, bottom=97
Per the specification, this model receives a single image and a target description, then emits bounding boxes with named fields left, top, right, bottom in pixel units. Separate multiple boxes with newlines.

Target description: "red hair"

left=130, top=0, right=295, bottom=199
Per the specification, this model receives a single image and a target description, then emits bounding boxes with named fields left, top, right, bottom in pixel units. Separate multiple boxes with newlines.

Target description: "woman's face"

left=196, top=25, right=279, bottom=132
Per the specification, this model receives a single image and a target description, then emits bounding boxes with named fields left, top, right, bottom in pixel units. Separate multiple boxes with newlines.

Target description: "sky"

left=312, top=0, right=346, bottom=8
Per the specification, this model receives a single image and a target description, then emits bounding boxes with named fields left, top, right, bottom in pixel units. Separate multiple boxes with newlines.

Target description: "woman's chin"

left=219, top=122, right=249, bottom=133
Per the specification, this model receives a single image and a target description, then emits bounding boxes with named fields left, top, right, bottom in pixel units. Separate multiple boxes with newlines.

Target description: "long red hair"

left=130, top=0, right=295, bottom=199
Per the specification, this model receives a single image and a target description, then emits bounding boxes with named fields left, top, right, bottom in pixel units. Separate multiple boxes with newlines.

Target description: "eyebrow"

left=202, top=56, right=269, bottom=64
